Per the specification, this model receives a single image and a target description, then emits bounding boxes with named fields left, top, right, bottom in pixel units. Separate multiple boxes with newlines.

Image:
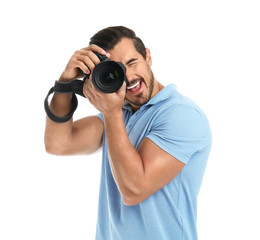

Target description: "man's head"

left=90, top=26, right=161, bottom=111
left=90, top=26, right=147, bottom=60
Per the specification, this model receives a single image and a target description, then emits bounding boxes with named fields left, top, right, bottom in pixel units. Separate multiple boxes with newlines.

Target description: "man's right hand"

left=44, top=44, right=107, bottom=156
left=59, top=45, right=110, bottom=82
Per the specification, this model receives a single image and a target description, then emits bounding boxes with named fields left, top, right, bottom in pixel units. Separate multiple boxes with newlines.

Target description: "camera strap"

left=52, top=79, right=86, bottom=97
left=44, top=79, right=86, bottom=123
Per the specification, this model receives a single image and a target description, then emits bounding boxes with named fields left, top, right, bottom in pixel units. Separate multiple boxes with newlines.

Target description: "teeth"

left=127, top=81, right=140, bottom=90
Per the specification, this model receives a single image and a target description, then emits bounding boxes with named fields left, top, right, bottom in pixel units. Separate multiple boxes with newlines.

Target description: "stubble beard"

left=126, top=69, right=155, bottom=108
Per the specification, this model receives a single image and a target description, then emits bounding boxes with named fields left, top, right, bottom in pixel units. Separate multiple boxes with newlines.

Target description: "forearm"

left=44, top=93, right=73, bottom=155
left=49, top=93, right=72, bottom=116
left=103, top=112, right=145, bottom=203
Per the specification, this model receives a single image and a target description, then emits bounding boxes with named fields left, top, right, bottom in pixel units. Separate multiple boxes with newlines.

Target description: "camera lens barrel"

left=91, top=53, right=127, bottom=93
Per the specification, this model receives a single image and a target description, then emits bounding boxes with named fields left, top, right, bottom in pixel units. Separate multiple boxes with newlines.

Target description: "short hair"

left=89, top=26, right=147, bottom=59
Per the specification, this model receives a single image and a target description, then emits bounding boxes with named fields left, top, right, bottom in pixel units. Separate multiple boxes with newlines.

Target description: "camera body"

left=85, top=52, right=128, bottom=93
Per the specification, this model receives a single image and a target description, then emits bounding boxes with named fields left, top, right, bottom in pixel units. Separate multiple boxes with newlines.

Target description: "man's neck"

left=130, top=80, right=164, bottom=112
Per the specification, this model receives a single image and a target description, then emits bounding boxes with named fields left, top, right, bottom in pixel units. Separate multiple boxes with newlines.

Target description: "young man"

left=44, top=26, right=212, bottom=240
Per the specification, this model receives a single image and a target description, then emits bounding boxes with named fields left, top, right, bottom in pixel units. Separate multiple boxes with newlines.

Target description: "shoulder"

left=153, top=91, right=211, bottom=136
left=146, top=91, right=212, bottom=163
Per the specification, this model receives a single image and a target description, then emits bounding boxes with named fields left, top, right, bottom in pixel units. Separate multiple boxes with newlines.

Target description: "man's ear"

left=145, top=48, right=152, bottom=67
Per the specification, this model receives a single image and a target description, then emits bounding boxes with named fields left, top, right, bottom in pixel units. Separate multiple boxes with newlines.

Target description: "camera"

left=85, top=52, right=128, bottom=93
left=44, top=52, right=128, bottom=123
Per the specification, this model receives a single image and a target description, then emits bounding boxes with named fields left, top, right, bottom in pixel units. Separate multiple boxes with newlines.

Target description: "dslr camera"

left=44, top=52, right=128, bottom=123
left=85, top=52, right=128, bottom=93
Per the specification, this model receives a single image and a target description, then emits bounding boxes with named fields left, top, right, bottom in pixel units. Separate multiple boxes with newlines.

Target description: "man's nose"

left=125, top=67, right=134, bottom=83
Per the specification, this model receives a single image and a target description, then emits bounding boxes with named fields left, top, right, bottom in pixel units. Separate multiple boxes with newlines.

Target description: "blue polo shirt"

left=96, top=84, right=212, bottom=240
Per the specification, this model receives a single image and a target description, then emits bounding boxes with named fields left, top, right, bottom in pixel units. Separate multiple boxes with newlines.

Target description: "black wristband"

left=44, top=86, right=78, bottom=123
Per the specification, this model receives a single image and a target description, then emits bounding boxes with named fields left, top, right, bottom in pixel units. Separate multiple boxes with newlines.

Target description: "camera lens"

left=101, top=70, right=119, bottom=85
left=92, top=61, right=126, bottom=93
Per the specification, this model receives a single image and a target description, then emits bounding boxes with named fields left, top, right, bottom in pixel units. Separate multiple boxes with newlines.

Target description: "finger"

left=77, top=55, right=96, bottom=72
left=74, top=53, right=99, bottom=72
left=83, top=76, right=101, bottom=98
left=87, top=78, right=102, bottom=97
left=82, top=44, right=107, bottom=56
left=118, top=81, right=127, bottom=95
left=76, top=50, right=101, bottom=65
left=83, top=83, right=95, bottom=100
left=77, top=61, right=91, bottom=75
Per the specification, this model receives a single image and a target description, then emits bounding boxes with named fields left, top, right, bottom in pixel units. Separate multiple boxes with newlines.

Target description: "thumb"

left=118, top=81, right=127, bottom=96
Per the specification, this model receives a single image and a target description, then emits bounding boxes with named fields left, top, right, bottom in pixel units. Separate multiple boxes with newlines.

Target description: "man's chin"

left=125, top=94, right=150, bottom=108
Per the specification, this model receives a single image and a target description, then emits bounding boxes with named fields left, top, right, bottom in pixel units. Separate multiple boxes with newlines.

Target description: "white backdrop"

left=0, top=0, right=259, bottom=239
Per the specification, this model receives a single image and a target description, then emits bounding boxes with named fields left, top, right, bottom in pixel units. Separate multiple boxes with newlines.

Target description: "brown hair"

left=89, top=26, right=146, bottom=59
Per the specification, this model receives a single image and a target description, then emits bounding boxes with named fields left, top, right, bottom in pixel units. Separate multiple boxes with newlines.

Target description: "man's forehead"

left=108, top=38, right=139, bottom=63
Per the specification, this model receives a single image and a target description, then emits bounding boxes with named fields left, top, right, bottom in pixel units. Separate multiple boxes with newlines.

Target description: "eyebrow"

left=125, top=58, right=138, bottom=66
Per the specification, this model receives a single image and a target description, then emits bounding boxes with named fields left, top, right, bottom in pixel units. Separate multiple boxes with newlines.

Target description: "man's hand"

left=59, top=45, right=110, bottom=82
left=83, top=78, right=126, bottom=118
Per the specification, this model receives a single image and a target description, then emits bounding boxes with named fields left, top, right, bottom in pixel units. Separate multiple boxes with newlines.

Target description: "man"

left=44, top=26, right=212, bottom=240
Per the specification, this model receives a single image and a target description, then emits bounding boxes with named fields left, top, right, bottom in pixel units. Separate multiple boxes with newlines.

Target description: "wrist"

left=58, top=71, right=73, bottom=82
left=44, top=82, right=78, bottom=123
left=103, top=110, right=123, bottom=122
left=50, top=93, right=72, bottom=115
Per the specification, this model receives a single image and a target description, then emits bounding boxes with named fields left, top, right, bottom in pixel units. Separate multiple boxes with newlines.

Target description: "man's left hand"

left=83, top=77, right=126, bottom=117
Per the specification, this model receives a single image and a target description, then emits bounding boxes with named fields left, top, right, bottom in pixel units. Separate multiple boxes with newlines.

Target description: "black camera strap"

left=44, top=79, right=86, bottom=123
left=52, top=79, right=87, bottom=97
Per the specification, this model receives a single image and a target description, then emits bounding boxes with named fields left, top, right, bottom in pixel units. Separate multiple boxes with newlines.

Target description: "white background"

left=0, top=0, right=259, bottom=239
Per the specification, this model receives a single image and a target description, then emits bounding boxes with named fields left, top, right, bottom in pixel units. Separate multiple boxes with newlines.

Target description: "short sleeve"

left=97, top=113, right=104, bottom=122
left=146, top=104, right=212, bottom=164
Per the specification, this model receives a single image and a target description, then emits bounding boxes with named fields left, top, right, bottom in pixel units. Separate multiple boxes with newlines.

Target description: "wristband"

left=44, top=81, right=80, bottom=123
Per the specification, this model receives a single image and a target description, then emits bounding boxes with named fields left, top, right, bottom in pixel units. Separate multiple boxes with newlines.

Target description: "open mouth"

left=126, top=81, right=142, bottom=94
left=127, top=81, right=140, bottom=90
